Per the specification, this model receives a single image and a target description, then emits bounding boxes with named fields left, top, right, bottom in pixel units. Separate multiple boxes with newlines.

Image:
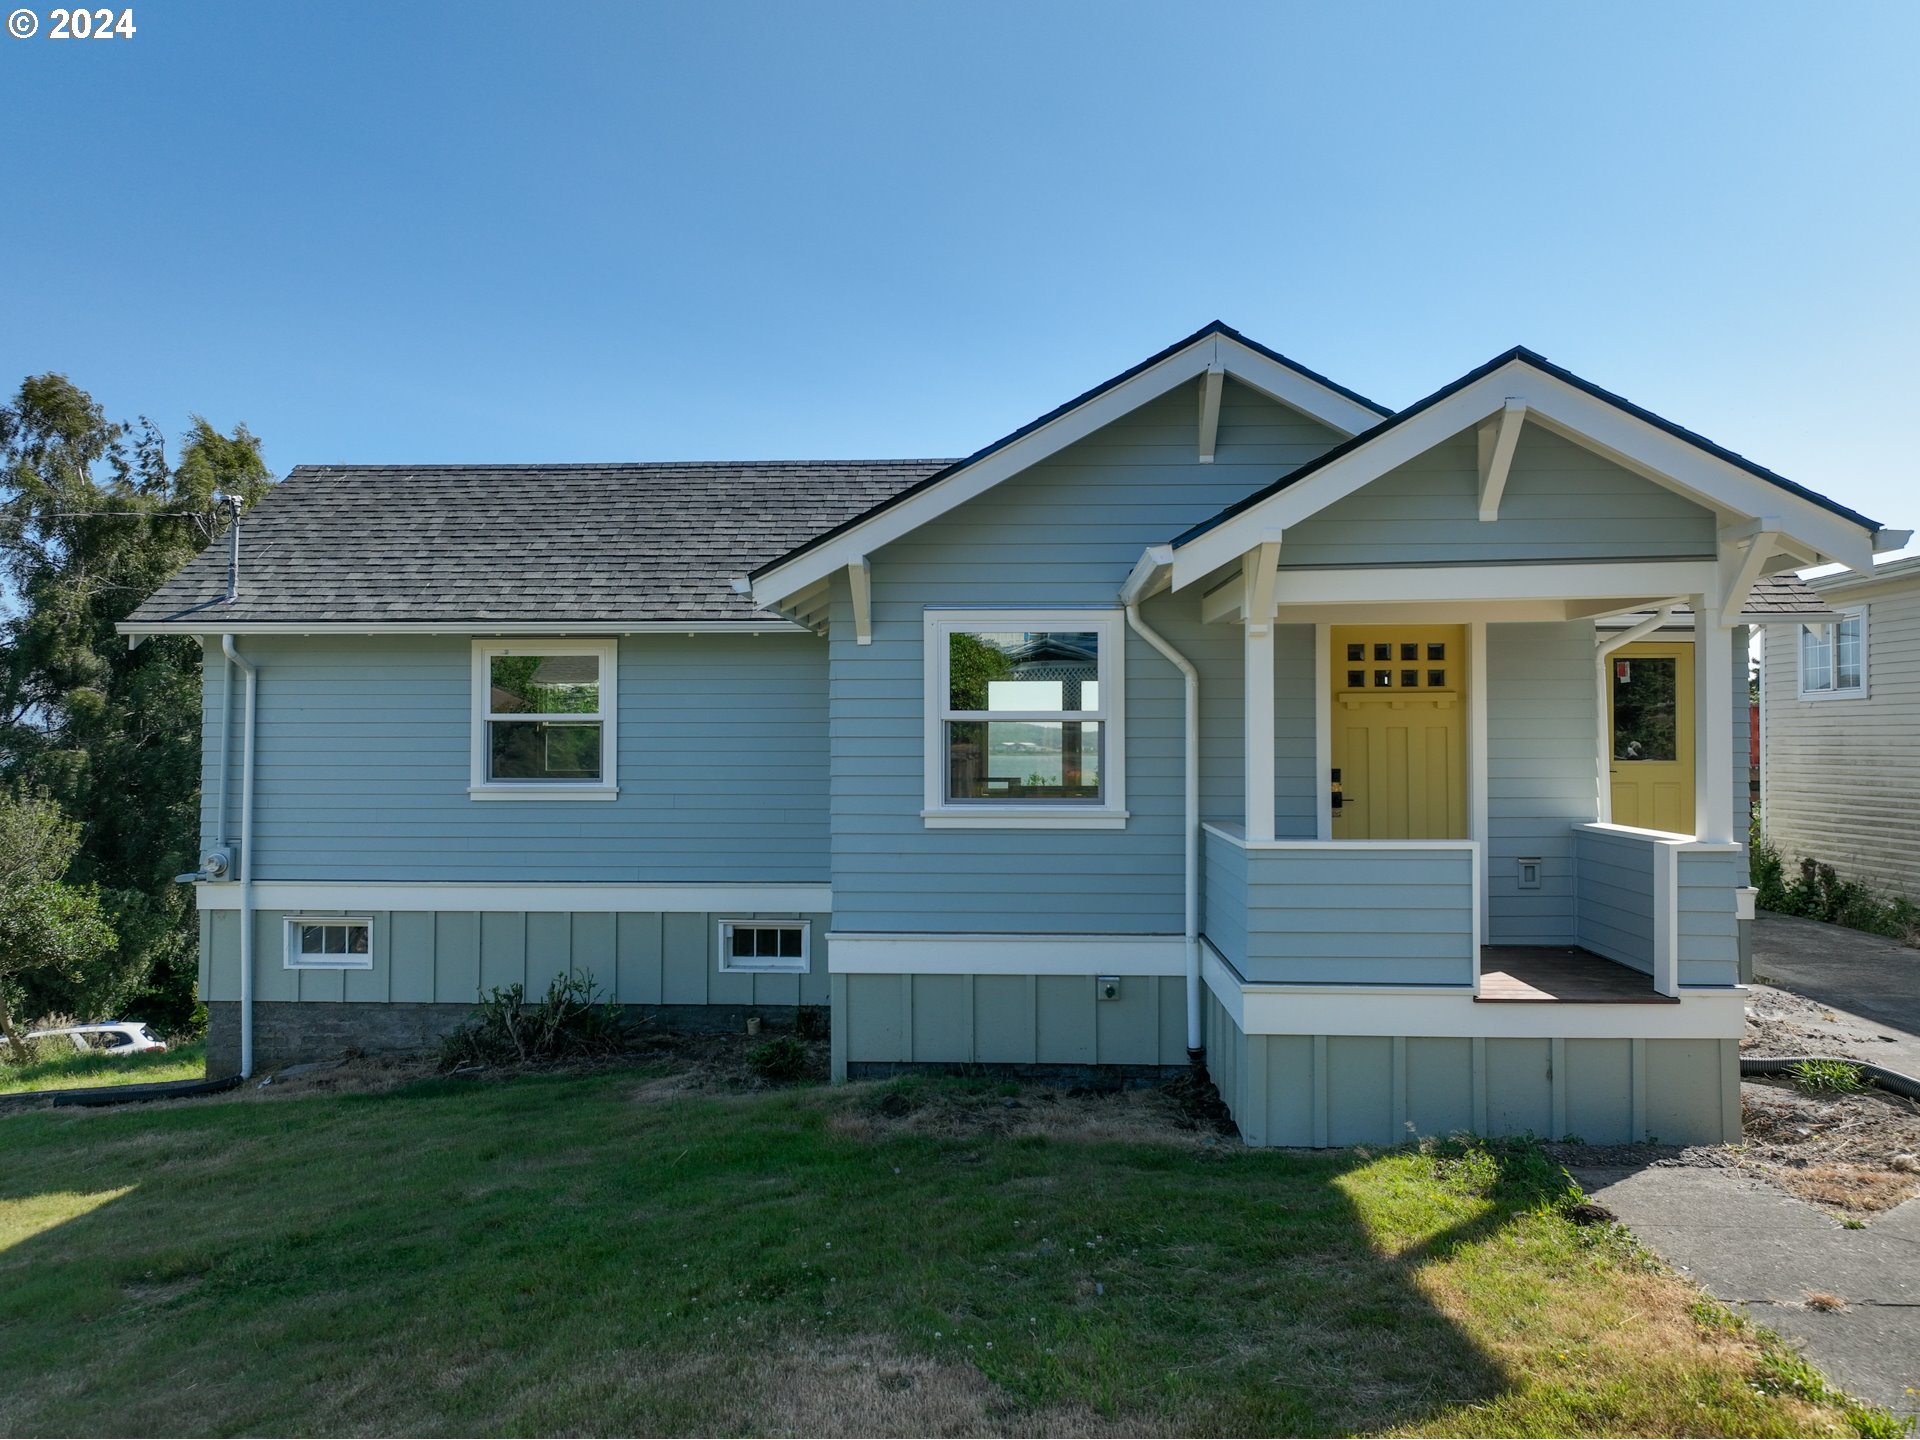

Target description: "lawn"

left=0, top=1039, right=206, bottom=1096
left=0, top=1067, right=1897, bottom=1437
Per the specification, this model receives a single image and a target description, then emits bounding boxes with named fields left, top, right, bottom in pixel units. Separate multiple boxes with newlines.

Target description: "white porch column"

left=1693, top=593, right=1736, bottom=843
left=1245, top=622, right=1276, bottom=841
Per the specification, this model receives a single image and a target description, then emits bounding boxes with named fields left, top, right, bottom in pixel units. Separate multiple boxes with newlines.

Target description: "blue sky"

left=2, top=1, right=1915, bottom=543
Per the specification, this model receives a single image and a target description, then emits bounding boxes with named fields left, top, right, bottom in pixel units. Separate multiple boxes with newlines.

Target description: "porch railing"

left=1202, top=823, right=1479, bottom=987
left=1571, top=823, right=1743, bottom=994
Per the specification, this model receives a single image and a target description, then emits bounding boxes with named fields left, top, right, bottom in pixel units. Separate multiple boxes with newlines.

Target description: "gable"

left=1277, top=423, right=1717, bottom=569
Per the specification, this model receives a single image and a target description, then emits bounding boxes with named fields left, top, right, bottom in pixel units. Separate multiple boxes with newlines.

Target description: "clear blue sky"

left=3, top=1, right=1915, bottom=544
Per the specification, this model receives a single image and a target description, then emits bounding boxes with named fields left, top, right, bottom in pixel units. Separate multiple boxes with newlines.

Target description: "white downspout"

left=1593, top=602, right=1680, bottom=823
left=216, top=648, right=232, bottom=852
left=222, top=634, right=257, bottom=1079
left=1123, top=595, right=1203, bottom=1061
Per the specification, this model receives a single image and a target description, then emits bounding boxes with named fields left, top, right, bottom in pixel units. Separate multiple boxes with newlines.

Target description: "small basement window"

left=285, top=917, right=374, bottom=970
left=718, top=919, right=810, bottom=973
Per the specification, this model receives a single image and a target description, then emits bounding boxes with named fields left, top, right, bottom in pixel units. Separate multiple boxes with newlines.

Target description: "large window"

left=470, top=641, right=619, bottom=798
left=1799, top=607, right=1867, bottom=700
left=922, top=609, right=1126, bottom=828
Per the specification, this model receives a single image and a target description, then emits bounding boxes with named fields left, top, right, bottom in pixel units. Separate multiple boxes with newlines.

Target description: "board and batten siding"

left=201, top=908, right=832, bottom=1007
left=1763, top=570, right=1920, bottom=900
left=1278, top=425, right=1718, bottom=569
left=200, top=632, right=830, bottom=883
left=827, top=379, right=1343, bottom=934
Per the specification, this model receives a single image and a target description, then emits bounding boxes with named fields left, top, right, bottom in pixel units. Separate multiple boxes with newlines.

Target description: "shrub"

left=1750, top=824, right=1920, bottom=944
left=1789, top=1059, right=1869, bottom=1095
left=747, top=1034, right=810, bottom=1084
left=439, top=972, right=630, bottom=1070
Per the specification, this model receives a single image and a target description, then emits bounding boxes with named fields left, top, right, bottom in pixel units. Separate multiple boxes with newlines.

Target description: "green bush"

left=1750, top=823, right=1919, bottom=944
left=439, top=972, right=630, bottom=1070
left=746, top=1034, right=810, bottom=1084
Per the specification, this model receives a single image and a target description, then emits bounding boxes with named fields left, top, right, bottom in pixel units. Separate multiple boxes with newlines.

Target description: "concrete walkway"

left=1753, top=912, right=1920, bottom=1062
left=1572, top=1162, right=1920, bottom=1417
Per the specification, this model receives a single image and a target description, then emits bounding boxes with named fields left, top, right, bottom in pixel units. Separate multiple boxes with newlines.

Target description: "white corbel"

left=1241, top=538, right=1282, bottom=637
left=847, top=556, right=872, bottom=646
left=1475, top=398, right=1527, bottom=522
left=1197, top=364, right=1225, bottom=464
left=1718, top=527, right=1780, bottom=627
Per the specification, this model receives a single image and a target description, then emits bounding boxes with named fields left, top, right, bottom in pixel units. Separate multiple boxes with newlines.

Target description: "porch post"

left=1245, top=622, right=1276, bottom=842
left=1693, top=594, right=1736, bottom=844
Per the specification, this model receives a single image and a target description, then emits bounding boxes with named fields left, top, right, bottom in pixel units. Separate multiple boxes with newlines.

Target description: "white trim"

left=121, top=620, right=810, bottom=637
left=1203, top=821, right=1482, bottom=853
left=1244, top=618, right=1275, bottom=841
left=1652, top=840, right=1679, bottom=997
left=921, top=607, right=1127, bottom=828
left=284, top=915, right=374, bottom=971
left=469, top=639, right=619, bottom=799
left=827, top=932, right=1186, bottom=976
left=1572, top=821, right=1744, bottom=853
left=1796, top=603, right=1868, bottom=700
left=1736, top=886, right=1758, bottom=922
left=1196, top=364, right=1225, bottom=463
left=1313, top=623, right=1332, bottom=841
left=847, top=557, right=873, bottom=646
left=1202, top=940, right=1744, bottom=1039
left=752, top=330, right=1383, bottom=607
left=717, top=917, right=811, bottom=974
left=1718, top=528, right=1779, bottom=625
left=1475, top=398, right=1526, bottom=521
left=1467, top=620, right=1489, bottom=948
left=198, top=880, right=833, bottom=913
left=1694, top=598, right=1736, bottom=845
left=1171, top=357, right=1876, bottom=587
left=1263, top=560, right=1720, bottom=608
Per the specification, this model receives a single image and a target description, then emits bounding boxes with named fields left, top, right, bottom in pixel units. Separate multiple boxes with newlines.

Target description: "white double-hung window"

left=1799, top=607, right=1867, bottom=700
left=922, top=609, right=1126, bottom=829
left=470, top=640, right=619, bottom=798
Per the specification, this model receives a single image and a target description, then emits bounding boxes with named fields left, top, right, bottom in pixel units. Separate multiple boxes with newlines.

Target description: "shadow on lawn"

left=0, top=1075, right=1567, bottom=1436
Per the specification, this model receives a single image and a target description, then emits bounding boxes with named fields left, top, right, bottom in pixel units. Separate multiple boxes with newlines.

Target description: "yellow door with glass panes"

left=1329, top=626, right=1468, bottom=840
left=1608, top=641, right=1694, bottom=835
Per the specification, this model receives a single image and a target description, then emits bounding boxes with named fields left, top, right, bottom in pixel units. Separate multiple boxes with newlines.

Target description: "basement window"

left=717, top=919, right=810, bottom=974
left=285, top=917, right=373, bottom=970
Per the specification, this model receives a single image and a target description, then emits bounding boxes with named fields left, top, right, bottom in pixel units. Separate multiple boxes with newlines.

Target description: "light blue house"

left=125, top=323, right=1903, bottom=1145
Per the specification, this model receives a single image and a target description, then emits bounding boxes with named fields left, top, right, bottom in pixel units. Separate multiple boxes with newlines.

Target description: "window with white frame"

left=470, top=640, right=618, bottom=796
left=922, top=609, right=1126, bottom=827
left=285, top=917, right=373, bottom=970
left=1799, top=607, right=1867, bottom=699
left=718, top=919, right=810, bottom=973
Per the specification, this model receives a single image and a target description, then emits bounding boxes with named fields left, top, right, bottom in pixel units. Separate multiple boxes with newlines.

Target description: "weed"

left=1751, top=825, right=1920, bottom=945
left=1791, top=1059, right=1870, bottom=1095
left=438, top=972, right=630, bottom=1069
left=746, top=1034, right=811, bottom=1084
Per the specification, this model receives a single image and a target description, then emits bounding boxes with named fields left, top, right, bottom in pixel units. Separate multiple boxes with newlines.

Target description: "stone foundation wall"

left=205, top=1000, right=823, bottom=1076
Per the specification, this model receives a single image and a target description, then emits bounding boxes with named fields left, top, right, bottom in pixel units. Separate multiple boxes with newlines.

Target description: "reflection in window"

left=1613, top=656, right=1677, bottom=761
left=484, top=652, right=605, bottom=782
left=1801, top=612, right=1864, bottom=695
left=943, top=629, right=1104, bottom=802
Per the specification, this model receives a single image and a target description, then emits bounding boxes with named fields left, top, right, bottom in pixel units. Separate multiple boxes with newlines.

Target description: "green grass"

left=1790, top=1059, right=1872, bottom=1096
left=0, top=1070, right=1900, bottom=1437
left=0, top=1039, right=205, bottom=1095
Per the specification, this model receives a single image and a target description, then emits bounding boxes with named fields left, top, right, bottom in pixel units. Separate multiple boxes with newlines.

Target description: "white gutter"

left=1121, top=549, right=1203, bottom=1059
left=1592, top=602, right=1678, bottom=823
left=221, top=635, right=258, bottom=1079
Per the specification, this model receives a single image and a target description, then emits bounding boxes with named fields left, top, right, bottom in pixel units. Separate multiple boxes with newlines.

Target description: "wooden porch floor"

left=1476, top=946, right=1678, bottom=1004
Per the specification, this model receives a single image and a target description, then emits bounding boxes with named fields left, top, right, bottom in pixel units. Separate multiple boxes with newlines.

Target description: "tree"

left=0, top=788, right=115, bottom=1062
left=0, top=375, right=272, bottom=1028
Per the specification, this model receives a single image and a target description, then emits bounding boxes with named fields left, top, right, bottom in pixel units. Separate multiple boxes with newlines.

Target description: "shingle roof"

left=1740, top=573, right=1835, bottom=615
left=128, top=461, right=951, bottom=625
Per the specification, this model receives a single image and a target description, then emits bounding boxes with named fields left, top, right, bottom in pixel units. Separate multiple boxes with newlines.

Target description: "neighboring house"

left=123, top=322, right=1904, bottom=1146
left=1760, top=555, right=1920, bottom=901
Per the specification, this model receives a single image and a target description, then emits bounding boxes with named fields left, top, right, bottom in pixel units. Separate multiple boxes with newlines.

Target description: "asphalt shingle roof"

left=129, top=461, right=952, bottom=625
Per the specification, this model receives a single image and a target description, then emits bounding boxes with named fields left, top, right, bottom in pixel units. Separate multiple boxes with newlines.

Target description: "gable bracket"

left=1242, top=538, right=1283, bottom=637
left=1197, top=364, right=1226, bottom=464
left=1476, top=398, right=1527, bottom=522
left=847, top=556, right=873, bottom=646
left=1718, top=527, right=1780, bottom=629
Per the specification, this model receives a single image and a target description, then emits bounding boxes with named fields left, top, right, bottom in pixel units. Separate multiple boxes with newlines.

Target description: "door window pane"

left=946, top=720, right=1101, bottom=801
left=948, top=631, right=1099, bottom=712
left=1613, top=657, right=1677, bottom=761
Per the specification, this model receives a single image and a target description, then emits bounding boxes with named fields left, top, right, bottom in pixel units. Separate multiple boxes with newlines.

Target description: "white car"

left=25, top=1022, right=168, bottom=1055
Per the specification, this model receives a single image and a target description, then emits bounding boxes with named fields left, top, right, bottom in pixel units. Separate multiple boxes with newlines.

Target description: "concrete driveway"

left=1752, top=912, right=1920, bottom=1044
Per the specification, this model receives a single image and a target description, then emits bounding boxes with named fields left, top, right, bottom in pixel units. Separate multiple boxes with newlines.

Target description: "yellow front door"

left=1609, top=641, right=1694, bottom=835
left=1329, top=625, right=1468, bottom=840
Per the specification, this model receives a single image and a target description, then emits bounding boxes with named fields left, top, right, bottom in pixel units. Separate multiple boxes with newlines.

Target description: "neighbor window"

left=1799, top=608, right=1866, bottom=699
left=922, top=610, right=1126, bottom=828
left=718, top=919, right=810, bottom=973
left=470, top=641, right=618, bottom=797
left=285, top=917, right=373, bottom=970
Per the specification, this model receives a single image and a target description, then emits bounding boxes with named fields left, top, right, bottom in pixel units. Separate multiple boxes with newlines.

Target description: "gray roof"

left=1740, top=573, right=1834, bottom=616
left=1809, top=554, right=1920, bottom=592
left=129, top=461, right=950, bottom=625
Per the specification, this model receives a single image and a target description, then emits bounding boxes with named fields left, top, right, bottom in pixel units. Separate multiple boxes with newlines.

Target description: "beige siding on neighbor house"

left=1762, top=569, right=1920, bottom=901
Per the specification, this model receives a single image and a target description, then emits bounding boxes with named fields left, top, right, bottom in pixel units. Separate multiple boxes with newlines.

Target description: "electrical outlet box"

left=1517, top=857, right=1543, bottom=890
left=1096, top=976, right=1121, bottom=1001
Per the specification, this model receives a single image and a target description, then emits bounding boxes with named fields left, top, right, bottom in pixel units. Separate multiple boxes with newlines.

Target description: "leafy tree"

left=0, top=375, right=272, bottom=1028
left=0, top=787, right=116, bottom=1062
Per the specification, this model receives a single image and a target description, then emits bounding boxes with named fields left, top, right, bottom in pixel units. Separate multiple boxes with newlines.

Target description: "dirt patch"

left=1742, top=981, right=1916, bottom=1071
left=828, top=1070, right=1238, bottom=1147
